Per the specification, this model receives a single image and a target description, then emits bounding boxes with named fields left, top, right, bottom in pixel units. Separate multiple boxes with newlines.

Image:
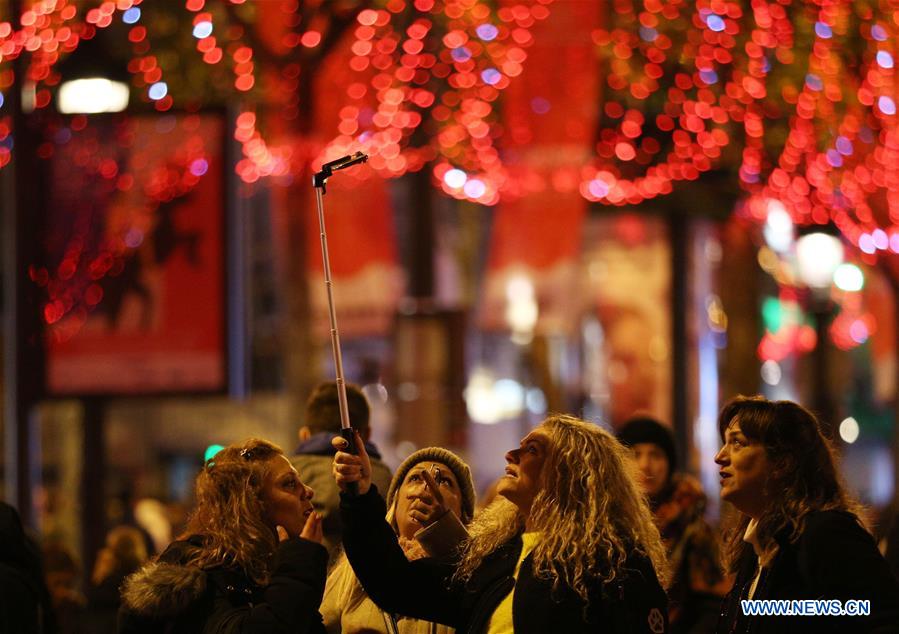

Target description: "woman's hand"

left=300, top=511, right=323, bottom=544
left=331, top=431, right=372, bottom=495
left=277, top=511, right=323, bottom=544
left=408, top=469, right=449, bottom=528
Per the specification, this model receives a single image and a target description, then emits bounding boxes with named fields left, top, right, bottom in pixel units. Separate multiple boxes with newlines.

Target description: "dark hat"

left=387, top=447, right=476, bottom=524
left=617, top=416, right=677, bottom=475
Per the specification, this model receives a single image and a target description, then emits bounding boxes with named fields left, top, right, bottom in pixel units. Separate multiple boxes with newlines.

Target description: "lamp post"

left=795, top=228, right=844, bottom=438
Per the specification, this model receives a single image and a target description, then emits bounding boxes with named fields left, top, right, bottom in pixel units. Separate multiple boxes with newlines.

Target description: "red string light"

left=322, top=0, right=554, bottom=206
left=582, top=0, right=744, bottom=206
left=740, top=0, right=899, bottom=263
left=233, top=109, right=292, bottom=183
left=0, top=0, right=898, bottom=255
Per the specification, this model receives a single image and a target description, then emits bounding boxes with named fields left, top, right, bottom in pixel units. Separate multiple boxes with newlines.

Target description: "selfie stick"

left=312, top=152, right=368, bottom=495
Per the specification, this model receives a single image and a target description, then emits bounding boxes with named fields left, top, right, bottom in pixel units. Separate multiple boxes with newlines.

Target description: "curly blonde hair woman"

left=332, top=415, right=669, bottom=634
left=119, top=438, right=330, bottom=634
left=457, top=415, right=668, bottom=598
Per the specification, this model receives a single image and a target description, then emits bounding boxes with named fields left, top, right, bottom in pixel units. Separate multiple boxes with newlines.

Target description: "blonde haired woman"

left=333, top=415, right=669, bottom=634
left=119, top=438, right=328, bottom=634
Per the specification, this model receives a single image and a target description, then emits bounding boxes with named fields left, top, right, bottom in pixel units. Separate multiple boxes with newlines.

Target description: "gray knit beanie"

left=386, top=447, right=476, bottom=524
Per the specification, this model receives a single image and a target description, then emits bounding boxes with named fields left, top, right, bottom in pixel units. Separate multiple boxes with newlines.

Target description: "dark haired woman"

left=715, top=396, right=899, bottom=633
left=118, top=438, right=328, bottom=633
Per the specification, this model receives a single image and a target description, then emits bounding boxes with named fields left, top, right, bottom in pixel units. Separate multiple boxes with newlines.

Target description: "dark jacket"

left=340, top=486, right=669, bottom=634
left=118, top=535, right=328, bottom=634
left=654, top=474, right=727, bottom=634
left=0, top=502, right=55, bottom=634
left=717, top=510, right=899, bottom=634
left=292, top=432, right=393, bottom=559
left=85, top=568, right=133, bottom=634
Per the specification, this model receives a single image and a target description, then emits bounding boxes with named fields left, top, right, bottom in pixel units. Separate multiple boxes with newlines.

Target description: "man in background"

left=292, top=381, right=392, bottom=558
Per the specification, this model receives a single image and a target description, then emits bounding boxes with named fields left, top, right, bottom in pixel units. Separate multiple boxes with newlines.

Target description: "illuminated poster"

left=42, top=112, right=226, bottom=394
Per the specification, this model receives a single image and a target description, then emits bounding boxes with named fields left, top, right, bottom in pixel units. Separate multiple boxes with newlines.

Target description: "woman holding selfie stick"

left=332, top=414, right=669, bottom=634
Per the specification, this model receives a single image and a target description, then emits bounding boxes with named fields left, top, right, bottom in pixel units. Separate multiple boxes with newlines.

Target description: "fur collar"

left=121, top=560, right=207, bottom=618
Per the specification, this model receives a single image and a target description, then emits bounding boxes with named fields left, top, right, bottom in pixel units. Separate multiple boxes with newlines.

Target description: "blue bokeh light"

left=122, top=7, right=141, bottom=24
left=148, top=82, right=168, bottom=100
left=476, top=24, right=498, bottom=41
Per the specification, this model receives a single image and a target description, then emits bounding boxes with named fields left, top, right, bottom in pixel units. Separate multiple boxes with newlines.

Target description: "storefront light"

left=505, top=274, right=538, bottom=343
left=58, top=77, right=130, bottom=114
left=795, top=230, right=844, bottom=290
left=763, top=199, right=794, bottom=253
left=833, top=263, right=864, bottom=292
left=839, top=417, right=860, bottom=444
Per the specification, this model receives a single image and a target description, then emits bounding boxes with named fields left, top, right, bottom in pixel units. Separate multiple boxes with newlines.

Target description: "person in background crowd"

left=118, top=438, right=328, bottom=634
left=618, top=416, right=730, bottom=633
left=43, top=541, right=86, bottom=634
left=715, top=396, right=899, bottom=633
left=109, top=489, right=157, bottom=559
left=292, top=381, right=392, bottom=558
left=321, top=446, right=476, bottom=634
left=333, top=414, right=669, bottom=634
left=84, top=525, right=149, bottom=633
left=133, top=497, right=172, bottom=556
left=0, top=502, right=56, bottom=634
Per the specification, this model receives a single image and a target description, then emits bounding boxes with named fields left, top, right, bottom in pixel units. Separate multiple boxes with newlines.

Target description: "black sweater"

left=340, top=486, right=669, bottom=634
left=717, top=510, right=899, bottom=634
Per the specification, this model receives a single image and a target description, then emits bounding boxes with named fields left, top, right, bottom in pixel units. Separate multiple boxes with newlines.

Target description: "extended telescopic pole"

left=312, top=152, right=368, bottom=494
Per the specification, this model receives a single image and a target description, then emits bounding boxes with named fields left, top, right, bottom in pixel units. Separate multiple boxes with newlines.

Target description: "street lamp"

left=796, top=231, right=845, bottom=293
left=57, top=77, right=130, bottom=114
left=795, top=226, right=844, bottom=437
left=55, top=35, right=130, bottom=114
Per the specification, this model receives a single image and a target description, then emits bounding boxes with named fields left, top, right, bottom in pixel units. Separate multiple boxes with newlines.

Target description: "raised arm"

left=333, top=434, right=461, bottom=626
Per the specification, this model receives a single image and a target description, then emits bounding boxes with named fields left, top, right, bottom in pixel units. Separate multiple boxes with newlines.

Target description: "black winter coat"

left=341, top=486, right=669, bottom=634
left=85, top=569, right=133, bottom=634
left=0, top=502, right=55, bottom=634
left=117, top=535, right=328, bottom=634
left=717, top=510, right=899, bottom=634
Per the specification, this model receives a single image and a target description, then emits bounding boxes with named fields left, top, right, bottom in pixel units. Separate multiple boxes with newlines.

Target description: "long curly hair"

left=456, top=414, right=669, bottom=602
left=181, top=438, right=284, bottom=585
left=718, top=396, right=865, bottom=572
